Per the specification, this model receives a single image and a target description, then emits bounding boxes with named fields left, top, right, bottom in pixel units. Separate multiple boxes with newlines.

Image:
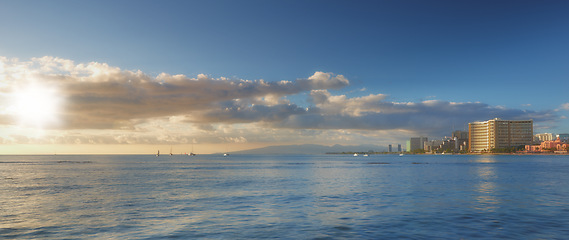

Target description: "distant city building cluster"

left=403, top=118, right=568, bottom=154
left=405, top=131, right=468, bottom=154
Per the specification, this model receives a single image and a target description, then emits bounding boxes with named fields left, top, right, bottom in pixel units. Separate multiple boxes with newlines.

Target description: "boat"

left=399, top=153, right=404, bottom=156
left=353, top=153, right=358, bottom=157
left=189, top=144, right=196, bottom=156
left=156, top=150, right=160, bottom=157
left=363, top=154, right=369, bottom=157
left=223, top=153, right=229, bottom=157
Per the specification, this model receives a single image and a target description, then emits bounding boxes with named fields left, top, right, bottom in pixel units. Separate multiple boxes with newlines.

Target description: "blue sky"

left=0, top=0, right=568, bottom=153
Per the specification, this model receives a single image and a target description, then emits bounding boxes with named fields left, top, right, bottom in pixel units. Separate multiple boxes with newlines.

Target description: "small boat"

left=189, top=144, right=196, bottom=156
left=363, top=154, right=369, bottom=157
left=156, top=150, right=160, bottom=157
left=399, top=153, right=404, bottom=156
left=223, top=153, right=229, bottom=157
left=353, top=153, right=358, bottom=157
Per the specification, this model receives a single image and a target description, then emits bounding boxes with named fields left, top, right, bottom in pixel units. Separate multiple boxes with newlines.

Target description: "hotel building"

left=534, top=133, right=556, bottom=142
left=468, top=118, right=533, bottom=152
left=407, top=137, right=428, bottom=152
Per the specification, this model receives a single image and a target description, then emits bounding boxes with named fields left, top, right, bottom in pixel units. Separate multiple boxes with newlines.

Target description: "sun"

left=10, top=82, right=63, bottom=129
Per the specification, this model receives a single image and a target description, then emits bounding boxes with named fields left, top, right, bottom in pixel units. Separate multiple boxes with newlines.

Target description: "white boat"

left=156, top=150, right=160, bottom=157
left=223, top=153, right=229, bottom=157
left=363, top=154, right=369, bottom=157
left=353, top=153, right=358, bottom=157
left=399, top=153, right=404, bottom=156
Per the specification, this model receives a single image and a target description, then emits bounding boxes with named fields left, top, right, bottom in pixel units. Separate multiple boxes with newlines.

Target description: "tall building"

left=388, top=144, right=392, bottom=153
left=535, top=133, right=555, bottom=142
left=407, top=137, right=428, bottom=152
left=424, top=140, right=443, bottom=152
left=452, top=130, right=469, bottom=140
left=452, top=130, right=469, bottom=151
left=397, top=144, right=402, bottom=152
left=468, top=118, right=533, bottom=152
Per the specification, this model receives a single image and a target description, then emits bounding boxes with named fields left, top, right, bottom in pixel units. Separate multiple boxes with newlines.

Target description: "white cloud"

left=299, top=71, right=349, bottom=90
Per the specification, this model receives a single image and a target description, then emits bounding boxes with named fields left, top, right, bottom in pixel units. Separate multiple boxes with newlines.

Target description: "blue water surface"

left=1, top=154, right=569, bottom=239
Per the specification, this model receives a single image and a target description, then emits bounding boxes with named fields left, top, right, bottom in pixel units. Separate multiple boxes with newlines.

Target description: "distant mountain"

left=230, top=144, right=387, bottom=155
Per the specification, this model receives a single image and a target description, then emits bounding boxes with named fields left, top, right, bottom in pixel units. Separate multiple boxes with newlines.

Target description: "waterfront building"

left=388, top=144, right=392, bottom=153
left=468, top=118, right=533, bottom=152
left=397, top=144, right=402, bottom=152
left=525, top=137, right=568, bottom=153
left=407, top=137, right=428, bottom=152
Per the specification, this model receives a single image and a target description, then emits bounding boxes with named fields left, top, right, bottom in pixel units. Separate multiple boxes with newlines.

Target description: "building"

left=468, top=118, right=533, bottom=152
left=452, top=130, right=469, bottom=141
left=397, top=144, right=402, bottom=152
left=388, top=144, right=392, bottom=153
left=526, top=137, right=568, bottom=153
left=407, top=137, right=428, bottom=152
left=535, top=133, right=556, bottom=142
left=452, top=130, right=469, bottom=151
left=424, top=140, right=444, bottom=153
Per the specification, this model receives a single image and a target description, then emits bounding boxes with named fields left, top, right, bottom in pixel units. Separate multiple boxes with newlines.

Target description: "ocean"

left=1, top=154, right=569, bottom=239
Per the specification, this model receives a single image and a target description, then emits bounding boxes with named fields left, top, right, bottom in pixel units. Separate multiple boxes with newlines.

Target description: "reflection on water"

left=471, top=156, right=498, bottom=163
left=1, top=154, right=569, bottom=239
left=473, top=157, right=500, bottom=212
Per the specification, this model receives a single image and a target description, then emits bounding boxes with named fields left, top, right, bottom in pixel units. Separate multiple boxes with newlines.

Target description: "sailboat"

left=156, top=150, right=160, bottom=157
left=169, top=146, right=173, bottom=156
left=189, top=143, right=196, bottom=156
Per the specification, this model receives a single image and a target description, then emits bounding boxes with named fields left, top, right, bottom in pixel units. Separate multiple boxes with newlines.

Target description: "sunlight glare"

left=10, top=82, right=63, bottom=129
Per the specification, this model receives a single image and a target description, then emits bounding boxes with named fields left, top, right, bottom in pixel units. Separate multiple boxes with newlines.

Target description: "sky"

left=1, top=0, right=568, bottom=154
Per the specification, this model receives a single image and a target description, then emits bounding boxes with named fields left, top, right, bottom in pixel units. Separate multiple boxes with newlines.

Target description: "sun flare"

left=10, top=83, right=63, bottom=129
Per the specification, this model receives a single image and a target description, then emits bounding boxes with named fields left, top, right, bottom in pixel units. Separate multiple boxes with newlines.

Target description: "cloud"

left=560, top=103, right=569, bottom=111
left=275, top=90, right=556, bottom=136
left=0, top=56, right=561, bottom=145
left=0, top=57, right=350, bottom=130
left=298, top=71, right=349, bottom=90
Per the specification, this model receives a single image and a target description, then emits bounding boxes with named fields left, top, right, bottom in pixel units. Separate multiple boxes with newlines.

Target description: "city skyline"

left=1, top=0, right=568, bottom=154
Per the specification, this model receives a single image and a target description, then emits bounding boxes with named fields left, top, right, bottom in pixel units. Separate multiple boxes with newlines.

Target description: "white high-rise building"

left=469, top=118, right=533, bottom=152
left=535, top=133, right=555, bottom=142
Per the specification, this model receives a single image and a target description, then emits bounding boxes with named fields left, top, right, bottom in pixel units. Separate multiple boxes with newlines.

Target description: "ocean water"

left=1, top=154, right=569, bottom=239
